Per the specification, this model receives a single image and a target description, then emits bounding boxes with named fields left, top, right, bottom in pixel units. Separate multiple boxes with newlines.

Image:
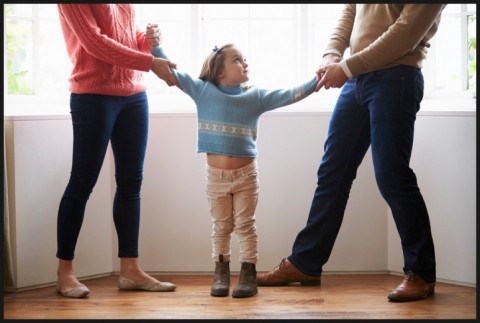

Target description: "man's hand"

left=315, top=63, right=348, bottom=92
left=315, top=53, right=344, bottom=92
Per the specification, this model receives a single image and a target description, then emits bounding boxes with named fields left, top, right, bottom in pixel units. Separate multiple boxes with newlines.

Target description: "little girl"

left=150, top=39, right=318, bottom=298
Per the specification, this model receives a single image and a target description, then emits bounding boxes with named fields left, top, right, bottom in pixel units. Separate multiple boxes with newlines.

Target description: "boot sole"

left=388, top=288, right=434, bottom=302
left=210, top=290, right=229, bottom=297
left=232, top=290, right=258, bottom=298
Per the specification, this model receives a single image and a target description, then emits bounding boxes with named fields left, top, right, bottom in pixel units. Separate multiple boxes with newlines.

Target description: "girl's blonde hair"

left=199, top=43, right=246, bottom=88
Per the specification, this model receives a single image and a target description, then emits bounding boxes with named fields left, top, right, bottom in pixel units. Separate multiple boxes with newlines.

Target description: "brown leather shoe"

left=388, top=271, right=435, bottom=302
left=257, top=258, right=321, bottom=286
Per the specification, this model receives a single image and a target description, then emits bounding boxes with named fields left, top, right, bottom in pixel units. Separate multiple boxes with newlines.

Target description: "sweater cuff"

left=340, top=60, right=353, bottom=78
left=323, top=49, right=342, bottom=58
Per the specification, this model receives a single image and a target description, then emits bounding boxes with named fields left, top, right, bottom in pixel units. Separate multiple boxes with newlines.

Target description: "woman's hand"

left=151, top=58, right=179, bottom=87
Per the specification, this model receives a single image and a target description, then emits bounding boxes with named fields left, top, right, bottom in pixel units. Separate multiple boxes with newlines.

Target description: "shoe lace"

left=276, top=258, right=287, bottom=270
left=404, top=271, right=416, bottom=281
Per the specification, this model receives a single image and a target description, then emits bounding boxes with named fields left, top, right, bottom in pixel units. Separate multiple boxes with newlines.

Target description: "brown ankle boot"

left=210, top=255, right=230, bottom=297
left=232, top=262, right=257, bottom=298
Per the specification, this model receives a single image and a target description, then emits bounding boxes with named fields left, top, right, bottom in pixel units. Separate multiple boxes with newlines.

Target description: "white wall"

left=5, top=117, right=114, bottom=289
left=4, top=107, right=476, bottom=289
left=388, top=112, right=477, bottom=286
left=138, top=112, right=388, bottom=274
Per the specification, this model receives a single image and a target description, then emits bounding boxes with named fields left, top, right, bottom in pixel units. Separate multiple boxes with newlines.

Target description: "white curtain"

left=4, top=130, right=15, bottom=288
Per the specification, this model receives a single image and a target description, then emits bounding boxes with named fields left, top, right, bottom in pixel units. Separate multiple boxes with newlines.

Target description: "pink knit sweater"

left=58, top=4, right=154, bottom=96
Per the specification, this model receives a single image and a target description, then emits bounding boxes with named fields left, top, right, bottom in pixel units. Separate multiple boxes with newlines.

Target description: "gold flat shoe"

left=56, top=283, right=90, bottom=298
left=117, top=276, right=176, bottom=292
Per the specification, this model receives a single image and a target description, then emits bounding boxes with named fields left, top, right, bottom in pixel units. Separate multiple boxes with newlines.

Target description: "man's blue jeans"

left=56, top=92, right=149, bottom=260
left=289, top=65, right=436, bottom=283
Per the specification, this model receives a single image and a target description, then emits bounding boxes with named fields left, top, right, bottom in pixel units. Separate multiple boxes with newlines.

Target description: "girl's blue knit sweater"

left=152, top=46, right=317, bottom=157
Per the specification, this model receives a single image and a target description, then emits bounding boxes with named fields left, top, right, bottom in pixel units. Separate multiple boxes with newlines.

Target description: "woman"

left=56, top=4, right=177, bottom=298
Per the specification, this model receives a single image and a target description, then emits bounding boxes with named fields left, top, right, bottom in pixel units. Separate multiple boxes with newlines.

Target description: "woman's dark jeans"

left=289, top=65, right=436, bottom=283
left=57, top=92, right=149, bottom=260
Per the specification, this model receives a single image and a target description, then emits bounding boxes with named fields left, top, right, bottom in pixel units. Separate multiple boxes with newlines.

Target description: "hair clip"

left=212, top=45, right=222, bottom=54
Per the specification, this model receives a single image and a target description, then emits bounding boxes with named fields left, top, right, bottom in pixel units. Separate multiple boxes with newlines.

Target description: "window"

left=4, top=4, right=477, bottom=114
left=422, top=4, right=477, bottom=97
left=5, top=4, right=71, bottom=96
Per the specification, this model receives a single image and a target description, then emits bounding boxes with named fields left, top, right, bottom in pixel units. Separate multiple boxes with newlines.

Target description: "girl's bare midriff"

left=207, top=153, right=254, bottom=170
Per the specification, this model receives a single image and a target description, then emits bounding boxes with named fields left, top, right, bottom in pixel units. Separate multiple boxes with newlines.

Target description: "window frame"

left=4, top=4, right=477, bottom=116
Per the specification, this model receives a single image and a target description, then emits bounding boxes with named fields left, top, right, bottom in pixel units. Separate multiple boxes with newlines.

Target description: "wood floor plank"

left=3, top=274, right=476, bottom=320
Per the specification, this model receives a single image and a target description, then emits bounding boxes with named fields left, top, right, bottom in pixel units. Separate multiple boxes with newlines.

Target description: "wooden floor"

left=3, top=274, right=476, bottom=320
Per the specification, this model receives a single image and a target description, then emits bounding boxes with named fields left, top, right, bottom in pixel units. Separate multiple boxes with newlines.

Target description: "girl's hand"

left=146, top=23, right=161, bottom=47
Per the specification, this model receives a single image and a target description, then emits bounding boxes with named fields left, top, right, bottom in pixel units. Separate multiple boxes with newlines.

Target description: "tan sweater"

left=324, top=4, right=447, bottom=77
left=58, top=4, right=154, bottom=96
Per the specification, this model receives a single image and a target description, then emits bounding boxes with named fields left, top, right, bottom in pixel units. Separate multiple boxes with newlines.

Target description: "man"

left=257, top=4, right=446, bottom=302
